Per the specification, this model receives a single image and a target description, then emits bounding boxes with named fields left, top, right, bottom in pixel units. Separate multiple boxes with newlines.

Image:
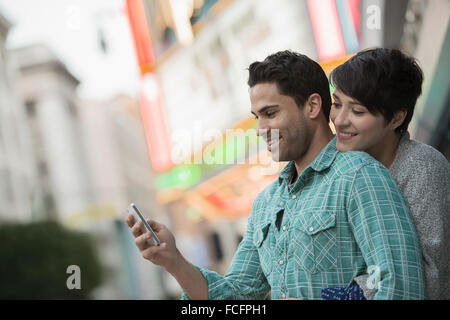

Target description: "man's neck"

left=292, top=125, right=334, bottom=181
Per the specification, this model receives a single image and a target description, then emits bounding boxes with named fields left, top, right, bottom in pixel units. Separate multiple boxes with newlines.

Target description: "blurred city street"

left=0, top=0, right=448, bottom=299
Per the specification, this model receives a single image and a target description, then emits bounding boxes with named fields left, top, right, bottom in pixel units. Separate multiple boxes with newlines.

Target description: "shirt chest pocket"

left=290, top=211, right=337, bottom=274
left=253, top=221, right=273, bottom=275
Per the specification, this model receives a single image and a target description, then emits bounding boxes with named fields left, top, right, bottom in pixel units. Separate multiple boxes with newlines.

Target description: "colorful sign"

left=126, top=0, right=174, bottom=172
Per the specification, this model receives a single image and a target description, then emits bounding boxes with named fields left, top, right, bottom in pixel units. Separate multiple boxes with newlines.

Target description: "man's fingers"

left=130, top=221, right=145, bottom=238
left=126, top=216, right=167, bottom=256
left=141, top=242, right=166, bottom=260
left=135, top=232, right=152, bottom=250
left=147, top=219, right=164, bottom=232
left=125, top=214, right=135, bottom=228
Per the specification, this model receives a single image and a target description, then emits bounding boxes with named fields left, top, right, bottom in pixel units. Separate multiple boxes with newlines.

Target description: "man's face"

left=250, top=82, right=311, bottom=162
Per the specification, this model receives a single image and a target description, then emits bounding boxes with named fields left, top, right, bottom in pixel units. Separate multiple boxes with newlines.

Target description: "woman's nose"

left=333, top=109, right=350, bottom=127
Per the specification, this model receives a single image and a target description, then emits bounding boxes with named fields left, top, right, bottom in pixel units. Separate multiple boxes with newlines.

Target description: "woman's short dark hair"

left=330, top=48, right=424, bottom=134
left=247, top=50, right=332, bottom=121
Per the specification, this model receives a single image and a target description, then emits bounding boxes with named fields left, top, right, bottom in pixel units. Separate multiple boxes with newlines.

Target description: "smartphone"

left=127, top=203, right=160, bottom=246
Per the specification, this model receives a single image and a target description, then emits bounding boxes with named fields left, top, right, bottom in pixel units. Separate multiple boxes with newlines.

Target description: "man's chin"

left=270, top=151, right=285, bottom=162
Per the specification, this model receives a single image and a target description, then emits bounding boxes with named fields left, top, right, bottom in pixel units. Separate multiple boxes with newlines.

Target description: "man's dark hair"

left=329, top=48, right=424, bottom=134
left=248, top=50, right=332, bottom=121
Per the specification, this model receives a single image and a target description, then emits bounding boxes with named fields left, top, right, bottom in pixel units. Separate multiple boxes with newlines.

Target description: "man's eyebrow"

left=251, top=104, right=279, bottom=116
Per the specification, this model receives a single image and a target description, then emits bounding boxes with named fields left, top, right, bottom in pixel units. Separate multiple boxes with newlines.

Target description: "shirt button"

left=279, top=260, right=284, bottom=265
left=281, top=293, right=286, bottom=299
left=292, top=195, right=296, bottom=199
left=280, top=201, right=284, bottom=206
left=309, top=226, right=314, bottom=232
left=282, top=226, right=287, bottom=231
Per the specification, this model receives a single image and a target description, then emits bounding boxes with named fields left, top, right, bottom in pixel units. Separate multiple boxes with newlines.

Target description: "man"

left=126, top=50, right=425, bottom=299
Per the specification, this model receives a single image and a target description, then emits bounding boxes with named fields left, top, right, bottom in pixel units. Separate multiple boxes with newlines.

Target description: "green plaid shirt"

left=183, top=137, right=425, bottom=300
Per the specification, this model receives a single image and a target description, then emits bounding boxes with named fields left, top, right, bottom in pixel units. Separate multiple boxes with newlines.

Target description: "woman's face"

left=330, top=89, right=393, bottom=158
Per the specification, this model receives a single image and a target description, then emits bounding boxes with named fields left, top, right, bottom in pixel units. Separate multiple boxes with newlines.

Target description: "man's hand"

left=125, top=214, right=180, bottom=274
left=125, top=214, right=209, bottom=299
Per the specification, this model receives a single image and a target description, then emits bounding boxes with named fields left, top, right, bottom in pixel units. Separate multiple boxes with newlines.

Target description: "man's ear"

left=389, top=110, right=407, bottom=131
left=305, top=93, right=322, bottom=120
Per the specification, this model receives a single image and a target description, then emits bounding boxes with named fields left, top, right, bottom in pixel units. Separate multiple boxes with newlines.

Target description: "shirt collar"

left=278, top=136, right=339, bottom=185
left=309, top=136, right=339, bottom=171
left=278, top=161, right=296, bottom=185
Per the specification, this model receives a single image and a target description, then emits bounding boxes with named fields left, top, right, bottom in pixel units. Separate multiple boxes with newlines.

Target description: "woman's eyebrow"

left=332, top=93, right=361, bottom=105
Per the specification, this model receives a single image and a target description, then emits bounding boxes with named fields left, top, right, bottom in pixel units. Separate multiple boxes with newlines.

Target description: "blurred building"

left=10, top=43, right=94, bottom=222
left=76, top=94, right=169, bottom=299
left=0, top=12, right=35, bottom=223
left=3, top=41, right=168, bottom=299
left=0, top=4, right=175, bottom=299
left=402, top=0, right=450, bottom=159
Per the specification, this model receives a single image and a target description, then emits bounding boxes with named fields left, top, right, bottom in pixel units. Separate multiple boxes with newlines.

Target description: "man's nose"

left=257, top=120, right=269, bottom=137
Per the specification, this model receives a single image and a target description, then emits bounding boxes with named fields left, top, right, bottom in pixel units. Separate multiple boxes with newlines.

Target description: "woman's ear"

left=390, top=110, right=407, bottom=131
left=305, top=93, right=322, bottom=120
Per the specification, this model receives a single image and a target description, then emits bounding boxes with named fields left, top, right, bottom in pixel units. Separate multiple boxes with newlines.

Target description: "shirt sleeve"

left=346, top=163, right=426, bottom=300
left=181, top=198, right=270, bottom=300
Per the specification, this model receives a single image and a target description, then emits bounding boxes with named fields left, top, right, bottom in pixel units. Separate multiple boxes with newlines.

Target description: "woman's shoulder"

left=391, top=133, right=449, bottom=181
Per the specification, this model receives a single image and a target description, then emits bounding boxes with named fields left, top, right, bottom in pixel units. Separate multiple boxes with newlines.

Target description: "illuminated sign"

left=142, top=0, right=221, bottom=58
left=307, top=0, right=347, bottom=61
left=336, top=0, right=360, bottom=53
left=126, top=0, right=174, bottom=172
left=125, top=0, right=155, bottom=74
left=140, top=74, right=174, bottom=172
left=155, top=118, right=260, bottom=190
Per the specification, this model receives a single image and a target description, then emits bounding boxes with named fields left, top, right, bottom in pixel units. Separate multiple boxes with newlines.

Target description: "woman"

left=329, top=48, right=450, bottom=299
